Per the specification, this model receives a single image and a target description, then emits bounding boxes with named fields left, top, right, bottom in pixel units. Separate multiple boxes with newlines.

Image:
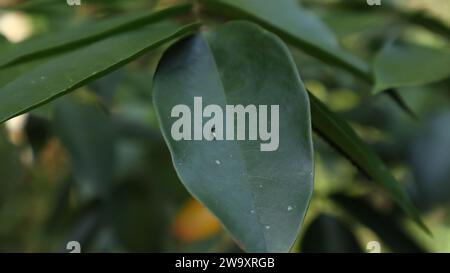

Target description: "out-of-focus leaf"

left=0, top=128, right=23, bottom=203
left=309, top=93, right=429, bottom=234
left=24, top=115, right=52, bottom=155
left=89, top=70, right=124, bottom=105
left=301, top=214, right=362, bottom=253
left=54, top=96, right=115, bottom=202
left=14, top=0, right=63, bottom=10
left=110, top=177, right=170, bottom=252
left=0, top=34, right=7, bottom=48
left=403, top=12, right=450, bottom=40
left=0, top=4, right=193, bottom=67
left=0, top=22, right=200, bottom=124
left=409, top=111, right=450, bottom=210
left=331, top=194, right=426, bottom=253
left=44, top=177, right=74, bottom=234
left=324, top=0, right=450, bottom=40
left=201, top=0, right=371, bottom=81
left=321, top=11, right=394, bottom=37
left=153, top=22, right=314, bottom=252
left=373, top=42, right=450, bottom=94
left=60, top=205, right=102, bottom=252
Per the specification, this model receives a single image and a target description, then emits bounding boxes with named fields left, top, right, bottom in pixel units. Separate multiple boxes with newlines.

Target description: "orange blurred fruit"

left=173, top=198, right=221, bottom=243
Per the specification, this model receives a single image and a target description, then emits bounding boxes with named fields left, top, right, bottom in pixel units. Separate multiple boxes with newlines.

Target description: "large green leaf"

left=0, top=22, right=200, bottom=124
left=153, top=21, right=314, bottom=252
left=373, top=42, right=450, bottom=94
left=309, top=93, right=429, bottom=234
left=201, top=0, right=371, bottom=81
left=0, top=4, right=192, bottom=68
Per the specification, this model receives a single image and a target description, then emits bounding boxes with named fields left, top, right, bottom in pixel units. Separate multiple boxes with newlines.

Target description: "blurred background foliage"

left=0, top=0, right=449, bottom=252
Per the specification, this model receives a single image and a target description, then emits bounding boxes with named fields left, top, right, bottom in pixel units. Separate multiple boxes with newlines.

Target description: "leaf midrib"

left=201, top=33, right=270, bottom=252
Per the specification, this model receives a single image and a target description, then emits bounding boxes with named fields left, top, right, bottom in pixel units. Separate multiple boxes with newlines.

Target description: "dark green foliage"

left=0, top=0, right=448, bottom=253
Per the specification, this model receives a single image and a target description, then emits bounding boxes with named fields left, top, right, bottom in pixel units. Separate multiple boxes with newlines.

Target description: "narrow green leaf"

left=0, top=4, right=192, bottom=68
left=309, top=93, right=429, bottom=234
left=332, top=194, right=426, bottom=253
left=0, top=22, right=200, bottom=124
left=373, top=42, right=450, bottom=94
left=386, top=89, right=418, bottom=120
left=153, top=21, right=314, bottom=252
left=0, top=59, right=44, bottom=89
left=201, top=0, right=371, bottom=81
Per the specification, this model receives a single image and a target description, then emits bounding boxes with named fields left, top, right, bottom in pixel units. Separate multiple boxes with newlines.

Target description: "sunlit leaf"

left=153, top=21, right=314, bottom=252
